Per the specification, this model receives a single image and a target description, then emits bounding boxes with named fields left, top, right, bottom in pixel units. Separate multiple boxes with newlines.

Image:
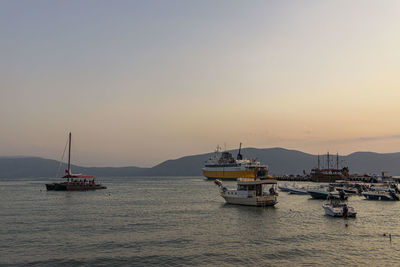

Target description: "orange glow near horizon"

left=1, top=1, right=400, bottom=167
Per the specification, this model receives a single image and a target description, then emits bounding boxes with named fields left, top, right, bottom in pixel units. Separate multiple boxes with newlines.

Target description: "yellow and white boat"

left=202, top=144, right=269, bottom=180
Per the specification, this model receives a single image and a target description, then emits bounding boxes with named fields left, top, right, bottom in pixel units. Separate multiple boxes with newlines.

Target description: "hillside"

left=1, top=148, right=400, bottom=178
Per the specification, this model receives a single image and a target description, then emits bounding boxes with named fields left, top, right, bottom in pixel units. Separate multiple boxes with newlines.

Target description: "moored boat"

left=214, top=178, right=278, bottom=206
left=278, top=183, right=291, bottom=192
left=287, top=184, right=309, bottom=195
left=310, top=153, right=349, bottom=183
left=322, top=198, right=356, bottom=217
left=362, top=190, right=399, bottom=201
left=45, top=133, right=106, bottom=191
left=335, top=187, right=358, bottom=195
left=308, top=186, right=347, bottom=200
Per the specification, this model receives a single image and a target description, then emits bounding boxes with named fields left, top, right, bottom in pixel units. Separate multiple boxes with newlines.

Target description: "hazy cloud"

left=303, top=126, right=313, bottom=135
left=357, top=135, right=400, bottom=142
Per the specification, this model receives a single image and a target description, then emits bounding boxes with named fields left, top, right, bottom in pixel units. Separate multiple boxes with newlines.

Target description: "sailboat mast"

left=68, top=132, right=71, bottom=175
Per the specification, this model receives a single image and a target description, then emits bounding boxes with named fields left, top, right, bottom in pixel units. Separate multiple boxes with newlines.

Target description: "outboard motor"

left=394, top=185, right=400, bottom=194
left=389, top=190, right=399, bottom=201
left=357, top=187, right=362, bottom=195
left=339, top=190, right=346, bottom=200
left=343, top=204, right=348, bottom=218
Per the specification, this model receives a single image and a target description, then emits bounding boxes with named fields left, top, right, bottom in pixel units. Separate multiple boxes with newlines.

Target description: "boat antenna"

left=237, top=142, right=243, bottom=160
left=68, top=132, right=71, bottom=177
left=318, top=154, right=320, bottom=169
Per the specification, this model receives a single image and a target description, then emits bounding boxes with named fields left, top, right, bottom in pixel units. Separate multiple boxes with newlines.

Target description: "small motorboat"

left=362, top=190, right=400, bottom=201
left=322, top=198, right=356, bottom=217
left=335, top=187, right=358, bottom=195
left=278, top=183, right=291, bottom=192
left=287, top=185, right=309, bottom=195
left=308, top=187, right=348, bottom=200
left=343, top=188, right=358, bottom=194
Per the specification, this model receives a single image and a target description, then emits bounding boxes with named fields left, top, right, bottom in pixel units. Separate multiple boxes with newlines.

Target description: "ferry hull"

left=203, top=169, right=256, bottom=180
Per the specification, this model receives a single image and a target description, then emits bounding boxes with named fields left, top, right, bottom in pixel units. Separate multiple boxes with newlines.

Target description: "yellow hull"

left=202, top=169, right=256, bottom=180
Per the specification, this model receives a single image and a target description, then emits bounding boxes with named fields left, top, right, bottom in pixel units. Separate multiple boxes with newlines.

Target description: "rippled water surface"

left=1, top=177, right=400, bottom=266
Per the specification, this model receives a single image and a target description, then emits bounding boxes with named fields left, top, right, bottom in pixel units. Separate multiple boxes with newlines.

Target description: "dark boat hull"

left=362, top=192, right=398, bottom=201
left=308, top=190, right=330, bottom=199
left=308, top=190, right=347, bottom=200
left=45, top=183, right=56, bottom=190
left=46, top=182, right=106, bottom=191
left=207, top=176, right=272, bottom=181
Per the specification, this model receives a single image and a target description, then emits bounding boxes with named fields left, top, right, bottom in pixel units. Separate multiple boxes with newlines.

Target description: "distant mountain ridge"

left=1, top=148, right=400, bottom=178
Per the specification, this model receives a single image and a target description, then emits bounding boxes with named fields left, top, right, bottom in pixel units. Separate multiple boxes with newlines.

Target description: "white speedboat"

left=214, top=178, right=278, bottom=206
left=322, top=199, right=356, bottom=217
left=287, top=184, right=309, bottom=195
left=278, top=183, right=291, bottom=192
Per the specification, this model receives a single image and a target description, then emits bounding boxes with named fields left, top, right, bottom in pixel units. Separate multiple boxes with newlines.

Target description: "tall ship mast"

left=310, top=152, right=349, bottom=183
left=202, top=143, right=270, bottom=181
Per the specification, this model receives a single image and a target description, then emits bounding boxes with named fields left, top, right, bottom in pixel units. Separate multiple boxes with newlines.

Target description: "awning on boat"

left=63, top=169, right=94, bottom=178
left=63, top=174, right=95, bottom=179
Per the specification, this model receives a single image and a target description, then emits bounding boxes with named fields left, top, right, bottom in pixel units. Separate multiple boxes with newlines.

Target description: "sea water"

left=1, top=177, right=400, bottom=266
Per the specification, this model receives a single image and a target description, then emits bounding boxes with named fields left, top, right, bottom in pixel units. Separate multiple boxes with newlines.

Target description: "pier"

left=274, top=175, right=310, bottom=182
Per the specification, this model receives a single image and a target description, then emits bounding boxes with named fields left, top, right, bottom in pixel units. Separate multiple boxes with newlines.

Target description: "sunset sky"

left=1, top=0, right=400, bottom=167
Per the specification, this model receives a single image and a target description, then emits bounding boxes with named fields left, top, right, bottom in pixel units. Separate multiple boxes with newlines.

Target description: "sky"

left=1, top=0, right=400, bottom=167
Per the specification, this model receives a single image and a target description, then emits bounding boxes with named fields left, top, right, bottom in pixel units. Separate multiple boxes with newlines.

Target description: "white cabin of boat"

left=218, top=178, right=278, bottom=206
left=236, top=178, right=277, bottom=194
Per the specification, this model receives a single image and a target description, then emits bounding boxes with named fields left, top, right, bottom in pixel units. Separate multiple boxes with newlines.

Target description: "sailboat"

left=45, top=133, right=106, bottom=191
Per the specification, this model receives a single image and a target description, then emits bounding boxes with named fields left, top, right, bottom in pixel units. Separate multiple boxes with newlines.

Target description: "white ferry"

left=202, top=144, right=269, bottom=180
